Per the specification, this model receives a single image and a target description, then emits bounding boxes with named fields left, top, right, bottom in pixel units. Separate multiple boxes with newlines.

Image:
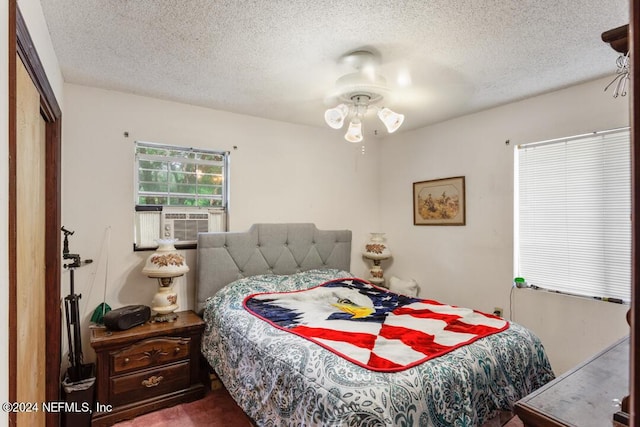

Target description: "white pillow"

left=388, top=276, right=419, bottom=297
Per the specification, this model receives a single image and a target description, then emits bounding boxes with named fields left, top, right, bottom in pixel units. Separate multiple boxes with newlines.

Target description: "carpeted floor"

left=113, top=387, right=253, bottom=427
left=114, top=386, right=524, bottom=427
left=503, top=415, right=524, bottom=427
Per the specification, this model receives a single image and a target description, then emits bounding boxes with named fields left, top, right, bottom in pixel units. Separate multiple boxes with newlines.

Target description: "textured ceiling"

left=39, top=0, right=629, bottom=138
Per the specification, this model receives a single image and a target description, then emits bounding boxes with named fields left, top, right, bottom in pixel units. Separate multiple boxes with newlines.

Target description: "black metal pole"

left=65, top=266, right=83, bottom=382
left=64, top=292, right=75, bottom=377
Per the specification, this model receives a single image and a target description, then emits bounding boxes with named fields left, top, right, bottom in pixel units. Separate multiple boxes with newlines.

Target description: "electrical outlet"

left=493, top=307, right=503, bottom=317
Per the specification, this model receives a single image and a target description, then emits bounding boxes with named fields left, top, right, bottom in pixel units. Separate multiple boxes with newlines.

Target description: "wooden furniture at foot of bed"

left=514, top=336, right=629, bottom=427
left=90, top=310, right=206, bottom=426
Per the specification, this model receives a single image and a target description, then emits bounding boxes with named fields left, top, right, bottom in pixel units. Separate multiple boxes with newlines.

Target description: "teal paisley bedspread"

left=201, top=269, right=555, bottom=427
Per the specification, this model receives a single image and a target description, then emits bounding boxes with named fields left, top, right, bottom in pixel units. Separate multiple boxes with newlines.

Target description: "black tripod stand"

left=62, top=227, right=93, bottom=382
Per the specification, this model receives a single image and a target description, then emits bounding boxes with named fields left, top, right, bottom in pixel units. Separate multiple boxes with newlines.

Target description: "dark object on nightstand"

left=103, top=305, right=151, bottom=331
left=90, top=310, right=206, bottom=426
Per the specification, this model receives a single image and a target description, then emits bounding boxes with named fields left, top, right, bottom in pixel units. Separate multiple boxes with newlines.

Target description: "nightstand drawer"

left=110, top=361, right=191, bottom=406
left=111, top=337, right=190, bottom=374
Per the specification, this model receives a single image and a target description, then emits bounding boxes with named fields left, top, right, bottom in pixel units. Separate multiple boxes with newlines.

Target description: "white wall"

left=61, top=83, right=380, bottom=363
left=379, top=76, right=630, bottom=374
left=63, top=78, right=631, bottom=376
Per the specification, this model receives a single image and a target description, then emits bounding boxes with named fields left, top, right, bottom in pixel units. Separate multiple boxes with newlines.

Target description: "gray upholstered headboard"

left=195, top=223, right=352, bottom=313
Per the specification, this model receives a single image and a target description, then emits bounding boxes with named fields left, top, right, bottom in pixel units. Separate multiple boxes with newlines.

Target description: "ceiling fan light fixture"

left=324, top=103, right=349, bottom=129
left=377, top=107, right=405, bottom=133
left=344, top=119, right=363, bottom=143
left=325, top=49, right=405, bottom=141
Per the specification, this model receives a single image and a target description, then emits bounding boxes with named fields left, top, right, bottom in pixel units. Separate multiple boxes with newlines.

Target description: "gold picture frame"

left=413, top=176, right=466, bottom=225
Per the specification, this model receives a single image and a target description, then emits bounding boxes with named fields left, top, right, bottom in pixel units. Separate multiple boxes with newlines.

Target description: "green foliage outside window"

left=135, top=142, right=227, bottom=208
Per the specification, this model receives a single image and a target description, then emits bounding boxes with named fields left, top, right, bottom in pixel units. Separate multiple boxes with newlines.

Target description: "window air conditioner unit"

left=161, top=208, right=219, bottom=244
left=135, top=207, right=226, bottom=249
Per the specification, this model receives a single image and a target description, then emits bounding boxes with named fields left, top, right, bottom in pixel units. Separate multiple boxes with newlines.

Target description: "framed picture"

left=413, top=176, right=466, bottom=225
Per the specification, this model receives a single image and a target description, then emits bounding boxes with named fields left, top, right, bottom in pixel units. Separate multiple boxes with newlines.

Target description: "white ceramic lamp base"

left=151, top=280, right=179, bottom=322
left=368, top=261, right=386, bottom=285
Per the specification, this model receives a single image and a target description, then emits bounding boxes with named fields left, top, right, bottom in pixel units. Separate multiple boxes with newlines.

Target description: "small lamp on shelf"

left=363, top=232, right=392, bottom=286
left=142, top=239, right=189, bottom=322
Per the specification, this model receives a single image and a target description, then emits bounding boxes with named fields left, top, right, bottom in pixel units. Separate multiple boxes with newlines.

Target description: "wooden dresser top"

left=90, top=310, right=204, bottom=350
left=515, top=336, right=629, bottom=427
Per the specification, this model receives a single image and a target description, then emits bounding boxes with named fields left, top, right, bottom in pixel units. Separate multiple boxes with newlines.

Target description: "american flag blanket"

left=244, top=278, right=509, bottom=372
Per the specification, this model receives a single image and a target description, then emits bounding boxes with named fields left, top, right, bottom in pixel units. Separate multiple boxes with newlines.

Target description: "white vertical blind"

left=135, top=210, right=161, bottom=248
left=515, top=128, right=631, bottom=302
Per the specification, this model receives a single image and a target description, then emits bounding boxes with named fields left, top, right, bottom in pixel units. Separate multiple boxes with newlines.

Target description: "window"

left=134, top=141, right=229, bottom=249
left=515, top=128, right=631, bottom=303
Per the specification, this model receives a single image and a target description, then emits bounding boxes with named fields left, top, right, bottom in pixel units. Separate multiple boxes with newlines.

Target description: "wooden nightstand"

left=90, top=310, right=206, bottom=426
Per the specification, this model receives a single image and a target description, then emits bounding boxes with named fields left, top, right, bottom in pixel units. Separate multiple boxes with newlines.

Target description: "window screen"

left=515, top=128, right=631, bottom=302
left=135, top=141, right=227, bottom=207
left=134, top=141, right=229, bottom=249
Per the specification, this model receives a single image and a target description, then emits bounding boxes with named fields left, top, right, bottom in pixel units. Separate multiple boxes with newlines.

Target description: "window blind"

left=515, top=128, right=631, bottom=302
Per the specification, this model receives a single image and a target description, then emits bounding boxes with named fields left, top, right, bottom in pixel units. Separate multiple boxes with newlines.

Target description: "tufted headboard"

left=195, top=223, right=352, bottom=313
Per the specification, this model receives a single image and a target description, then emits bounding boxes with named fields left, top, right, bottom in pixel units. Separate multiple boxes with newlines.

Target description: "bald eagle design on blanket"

left=244, top=278, right=508, bottom=372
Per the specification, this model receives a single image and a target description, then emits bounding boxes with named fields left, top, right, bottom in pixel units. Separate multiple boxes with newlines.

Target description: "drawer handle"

left=123, top=357, right=130, bottom=365
left=174, top=347, right=181, bottom=354
left=142, top=375, right=163, bottom=388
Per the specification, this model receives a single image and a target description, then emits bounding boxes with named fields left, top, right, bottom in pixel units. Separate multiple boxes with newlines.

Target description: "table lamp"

left=142, top=239, right=189, bottom=322
left=363, top=232, right=392, bottom=286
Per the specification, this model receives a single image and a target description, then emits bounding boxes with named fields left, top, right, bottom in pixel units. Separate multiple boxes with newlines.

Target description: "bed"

left=197, top=224, right=554, bottom=426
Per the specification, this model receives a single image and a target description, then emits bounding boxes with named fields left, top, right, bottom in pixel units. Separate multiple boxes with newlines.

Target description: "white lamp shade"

left=363, top=232, right=392, bottom=260
left=142, top=239, right=189, bottom=278
left=324, top=104, right=349, bottom=129
left=377, top=107, right=405, bottom=133
left=344, top=119, right=363, bottom=143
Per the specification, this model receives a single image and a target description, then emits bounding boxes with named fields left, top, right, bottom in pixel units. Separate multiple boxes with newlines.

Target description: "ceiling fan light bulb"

left=378, top=107, right=405, bottom=133
left=344, top=119, right=363, bottom=143
left=324, top=104, right=349, bottom=129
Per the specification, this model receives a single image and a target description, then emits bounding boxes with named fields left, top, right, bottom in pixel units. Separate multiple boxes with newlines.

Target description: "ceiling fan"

left=323, top=50, right=406, bottom=143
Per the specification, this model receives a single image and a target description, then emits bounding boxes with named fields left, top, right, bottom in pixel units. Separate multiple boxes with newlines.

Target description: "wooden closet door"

left=15, top=54, right=47, bottom=427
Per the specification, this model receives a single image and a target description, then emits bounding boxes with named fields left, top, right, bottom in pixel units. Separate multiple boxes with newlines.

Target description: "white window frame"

left=134, top=141, right=229, bottom=249
left=514, top=128, right=631, bottom=303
